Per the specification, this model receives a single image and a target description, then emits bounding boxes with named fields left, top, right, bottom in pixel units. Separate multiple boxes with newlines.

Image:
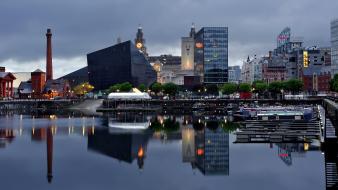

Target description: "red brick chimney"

left=46, top=29, right=53, bottom=81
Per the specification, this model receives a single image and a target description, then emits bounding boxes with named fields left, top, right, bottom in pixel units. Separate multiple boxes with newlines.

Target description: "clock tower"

left=135, top=25, right=148, bottom=56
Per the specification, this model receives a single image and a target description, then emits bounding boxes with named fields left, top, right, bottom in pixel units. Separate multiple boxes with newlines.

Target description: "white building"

left=331, top=19, right=338, bottom=76
left=181, top=37, right=194, bottom=71
left=241, top=55, right=262, bottom=84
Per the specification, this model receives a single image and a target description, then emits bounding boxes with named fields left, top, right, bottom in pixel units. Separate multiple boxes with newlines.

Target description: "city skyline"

left=0, top=0, right=337, bottom=78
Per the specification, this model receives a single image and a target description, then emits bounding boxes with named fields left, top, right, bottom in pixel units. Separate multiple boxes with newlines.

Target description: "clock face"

left=136, top=42, right=143, bottom=49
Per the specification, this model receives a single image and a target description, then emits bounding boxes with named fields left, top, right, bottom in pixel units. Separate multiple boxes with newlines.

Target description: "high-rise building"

left=135, top=25, right=148, bottom=56
left=275, top=27, right=303, bottom=55
left=181, top=24, right=195, bottom=71
left=331, top=19, right=338, bottom=76
left=87, top=41, right=156, bottom=90
left=228, top=65, right=241, bottom=84
left=195, top=27, right=228, bottom=84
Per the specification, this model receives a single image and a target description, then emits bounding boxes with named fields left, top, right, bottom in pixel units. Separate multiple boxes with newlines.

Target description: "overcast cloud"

left=0, top=0, right=337, bottom=78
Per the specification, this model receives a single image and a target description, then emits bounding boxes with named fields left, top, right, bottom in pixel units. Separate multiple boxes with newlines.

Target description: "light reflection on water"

left=0, top=113, right=326, bottom=190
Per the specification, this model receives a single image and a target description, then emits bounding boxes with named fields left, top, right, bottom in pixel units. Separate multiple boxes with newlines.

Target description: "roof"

left=108, top=92, right=151, bottom=100
left=0, top=72, right=16, bottom=80
left=32, top=69, right=45, bottom=73
left=43, top=79, right=70, bottom=93
left=18, top=81, right=32, bottom=94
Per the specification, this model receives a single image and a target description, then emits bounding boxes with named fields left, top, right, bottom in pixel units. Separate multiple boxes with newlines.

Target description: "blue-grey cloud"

left=0, top=0, right=337, bottom=73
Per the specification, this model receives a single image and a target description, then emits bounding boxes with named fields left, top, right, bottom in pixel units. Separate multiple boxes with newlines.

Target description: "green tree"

left=73, top=82, right=94, bottom=96
left=330, top=74, right=338, bottom=92
left=221, top=83, right=237, bottom=95
left=150, top=82, right=162, bottom=94
left=268, top=81, right=283, bottom=93
left=255, top=82, right=268, bottom=93
left=284, top=79, right=303, bottom=94
left=252, top=80, right=264, bottom=86
left=119, top=82, right=133, bottom=92
left=108, top=82, right=132, bottom=93
left=239, top=83, right=251, bottom=92
left=108, top=83, right=121, bottom=93
left=162, top=83, right=178, bottom=96
left=138, top=84, right=147, bottom=92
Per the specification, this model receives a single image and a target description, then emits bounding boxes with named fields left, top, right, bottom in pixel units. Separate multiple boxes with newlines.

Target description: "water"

left=0, top=113, right=325, bottom=190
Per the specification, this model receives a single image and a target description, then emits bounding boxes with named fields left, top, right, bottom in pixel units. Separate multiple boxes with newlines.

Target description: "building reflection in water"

left=275, top=143, right=320, bottom=166
left=87, top=128, right=151, bottom=170
left=46, top=127, right=53, bottom=183
left=182, top=118, right=230, bottom=176
left=0, top=129, right=15, bottom=148
left=30, top=126, right=54, bottom=183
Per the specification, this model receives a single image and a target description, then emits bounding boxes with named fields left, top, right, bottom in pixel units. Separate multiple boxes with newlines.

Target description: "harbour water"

left=0, top=113, right=325, bottom=190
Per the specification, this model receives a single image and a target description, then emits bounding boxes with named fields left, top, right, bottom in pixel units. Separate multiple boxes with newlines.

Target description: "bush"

left=220, top=83, right=237, bottom=95
left=239, top=83, right=251, bottom=92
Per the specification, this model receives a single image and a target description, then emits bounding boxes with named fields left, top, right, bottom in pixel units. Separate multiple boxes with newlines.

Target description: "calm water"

left=0, top=113, right=325, bottom=190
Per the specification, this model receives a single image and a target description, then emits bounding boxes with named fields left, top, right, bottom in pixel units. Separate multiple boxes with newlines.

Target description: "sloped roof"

left=32, top=69, right=45, bottom=73
left=43, top=79, right=70, bottom=93
left=18, top=81, right=32, bottom=94
left=0, top=72, right=16, bottom=80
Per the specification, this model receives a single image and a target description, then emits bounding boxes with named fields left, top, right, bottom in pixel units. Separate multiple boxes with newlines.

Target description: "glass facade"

left=87, top=41, right=156, bottom=90
left=195, top=27, right=228, bottom=84
left=195, top=127, right=229, bottom=175
left=331, top=19, right=338, bottom=76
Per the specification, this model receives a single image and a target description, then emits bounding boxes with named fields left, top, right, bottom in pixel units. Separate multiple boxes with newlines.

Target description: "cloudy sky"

left=1, top=0, right=337, bottom=78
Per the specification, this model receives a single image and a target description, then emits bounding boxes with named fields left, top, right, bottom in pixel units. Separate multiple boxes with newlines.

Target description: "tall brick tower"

left=46, top=29, right=53, bottom=81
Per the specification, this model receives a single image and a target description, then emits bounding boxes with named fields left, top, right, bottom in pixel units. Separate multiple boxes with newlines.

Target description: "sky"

left=0, top=0, right=337, bottom=78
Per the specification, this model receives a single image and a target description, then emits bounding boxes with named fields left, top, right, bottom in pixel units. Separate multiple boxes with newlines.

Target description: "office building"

left=87, top=41, right=156, bottom=90
left=195, top=27, right=228, bottom=84
left=228, top=66, right=241, bottom=84
left=331, top=19, right=338, bottom=76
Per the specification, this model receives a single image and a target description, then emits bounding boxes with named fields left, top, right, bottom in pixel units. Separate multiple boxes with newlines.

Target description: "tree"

left=239, top=83, right=251, bottom=92
left=254, top=82, right=268, bottom=93
left=138, top=84, right=147, bottom=92
left=205, top=84, right=219, bottom=94
left=330, top=74, right=338, bottom=92
left=73, top=82, right=94, bottom=96
left=119, top=82, right=133, bottom=92
left=162, top=83, right=178, bottom=96
left=220, top=83, right=237, bottom=95
left=268, top=81, right=283, bottom=93
left=150, top=82, right=162, bottom=94
left=108, top=82, right=132, bottom=93
left=284, top=79, right=303, bottom=94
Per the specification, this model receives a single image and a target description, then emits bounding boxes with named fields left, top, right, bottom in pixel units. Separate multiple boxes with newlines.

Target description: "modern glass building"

left=195, top=27, right=228, bottom=84
left=195, top=127, right=229, bottom=175
left=331, top=19, right=338, bottom=76
left=87, top=41, right=156, bottom=90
